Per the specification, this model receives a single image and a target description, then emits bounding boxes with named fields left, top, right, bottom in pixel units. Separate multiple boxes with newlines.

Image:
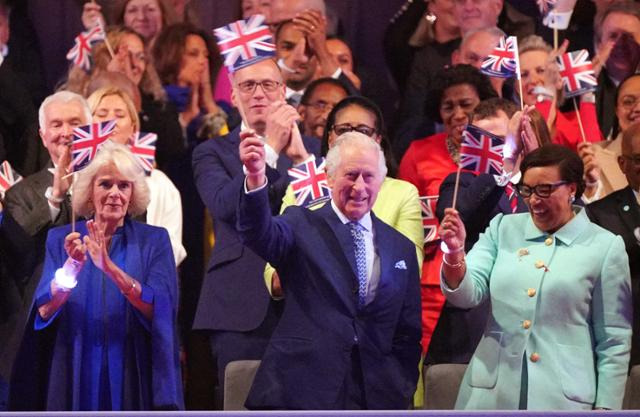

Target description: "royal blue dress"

left=10, top=218, right=183, bottom=411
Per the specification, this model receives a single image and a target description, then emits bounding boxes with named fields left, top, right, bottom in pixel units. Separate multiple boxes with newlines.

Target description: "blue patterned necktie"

left=348, top=221, right=367, bottom=308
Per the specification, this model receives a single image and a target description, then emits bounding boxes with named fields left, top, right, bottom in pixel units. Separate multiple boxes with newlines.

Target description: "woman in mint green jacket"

left=439, top=144, right=632, bottom=410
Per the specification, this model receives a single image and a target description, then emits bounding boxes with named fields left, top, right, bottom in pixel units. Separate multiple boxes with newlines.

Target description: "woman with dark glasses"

left=439, top=144, right=632, bottom=410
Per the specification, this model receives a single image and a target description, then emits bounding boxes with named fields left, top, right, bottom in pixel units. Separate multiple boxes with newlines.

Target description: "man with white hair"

left=1, top=91, right=91, bottom=406
left=5, top=91, right=91, bottom=247
left=238, top=131, right=421, bottom=409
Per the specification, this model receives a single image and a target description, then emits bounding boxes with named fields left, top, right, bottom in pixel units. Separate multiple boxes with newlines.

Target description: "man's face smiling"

left=328, top=144, right=383, bottom=221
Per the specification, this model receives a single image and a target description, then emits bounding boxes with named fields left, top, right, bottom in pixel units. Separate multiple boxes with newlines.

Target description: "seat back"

left=423, top=363, right=467, bottom=409
left=223, top=360, right=261, bottom=410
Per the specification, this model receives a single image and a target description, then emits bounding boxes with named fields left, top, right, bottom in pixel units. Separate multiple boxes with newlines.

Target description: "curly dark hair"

left=151, top=22, right=222, bottom=86
left=519, top=144, right=586, bottom=199
left=425, top=64, right=498, bottom=123
left=321, top=95, right=397, bottom=177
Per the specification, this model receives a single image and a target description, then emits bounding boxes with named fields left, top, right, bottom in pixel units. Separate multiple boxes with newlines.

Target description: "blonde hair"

left=87, top=86, right=141, bottom=133
left=73, top=141, right=150, bottom=217
left=519, top=34, right=552, bottom=56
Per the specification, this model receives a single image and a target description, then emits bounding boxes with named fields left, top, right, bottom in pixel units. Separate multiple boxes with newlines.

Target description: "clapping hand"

left=264, top=101, right=300, bottom=154
left=83, top=220, right=112, bottom=273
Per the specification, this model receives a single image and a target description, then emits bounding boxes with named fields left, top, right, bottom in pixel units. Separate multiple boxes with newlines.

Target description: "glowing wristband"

left=54, top=267, right=78, bottom=292
left=440, top=241, right=463, bottom=254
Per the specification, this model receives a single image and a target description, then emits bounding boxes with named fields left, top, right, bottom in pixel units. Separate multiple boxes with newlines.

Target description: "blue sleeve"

left=236, top=182, right=295, bottom=267
left=34, top=228, right=66, bottom=330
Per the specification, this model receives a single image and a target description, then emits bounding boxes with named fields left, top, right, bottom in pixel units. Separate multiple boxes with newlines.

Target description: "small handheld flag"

left=214, top=14, right=276, bottom=73
left=288, top=157, right=331, bottom=208
left=480, top=36, right=520, bottom=79
left=66, top=25, right=106, bottom=72
left=71, top=120, right=116, bottom=171
left=557, top=49, right=597, bottom=99
left=128, top=131, right=157, bottom=174
left=419, top=195, right=439, bottom=244
left=0, top=160, right=22, bottom=197
left=459, top=124, right=505, bottom=176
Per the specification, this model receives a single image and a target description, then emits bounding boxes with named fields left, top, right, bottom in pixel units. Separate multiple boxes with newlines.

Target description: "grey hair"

left=519, top=35, right=552, bottom=55
left=38, top=91, right=92, bottom=131
left=460, top=26, right=505, bottom=49
left=325, top=132, right=387, bottom=180
left=594, top=1, right=640, bottom=46
left=73, top=140, right=150, bottom=217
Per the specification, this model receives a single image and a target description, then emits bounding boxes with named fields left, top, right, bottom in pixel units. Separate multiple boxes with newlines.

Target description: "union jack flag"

left=459, top=124, right=505, bottom=176
left=0, top=160, right=22, bottom=197
left=71, top=120, right=116, bottom=171
left=556, top=49, right=597, bottom=98
left=288, top=157, right=331, bottom=208
left=66, top=25, right=105, bottom=72
left=128, top=131, right=157, bottom=174
left=214, top=14, right=275, bottom=72
left=419, top=195, right=439, bottom=244
left=480, top=36, right=520, bottom=79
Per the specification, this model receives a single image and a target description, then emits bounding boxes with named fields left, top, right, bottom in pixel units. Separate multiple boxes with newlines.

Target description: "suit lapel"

left=617, top=188, right=640, bottom=237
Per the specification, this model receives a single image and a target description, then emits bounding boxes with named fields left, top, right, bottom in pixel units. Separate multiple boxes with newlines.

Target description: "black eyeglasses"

left=331, top=123, right=377, bottom=137
left=516, top=181, right=568, bottom=198
left=236, top=80, right=282, bottom=94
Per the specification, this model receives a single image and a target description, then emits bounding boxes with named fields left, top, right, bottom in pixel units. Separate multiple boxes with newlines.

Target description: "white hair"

left=38, top=91, right=92, bottom=131
left=73, top=141, right=150, bottom=217
left=325, top=132, right=387, bottom=179
left=460, top=26, right=505, bottom=49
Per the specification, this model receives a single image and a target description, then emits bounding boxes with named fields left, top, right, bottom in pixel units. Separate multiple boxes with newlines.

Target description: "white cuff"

left=331, top=67, right=342, bottom=79
left=244, top=176, right=268, bottom=193
left=543, top=10, right=573, bottom=30
left=494, top=170, right=514, bottom=187
left=264, top=142, right=279, bottom=169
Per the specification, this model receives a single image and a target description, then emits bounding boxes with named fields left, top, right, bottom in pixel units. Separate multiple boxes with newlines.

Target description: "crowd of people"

left=0, top=0, right=638, bottom=412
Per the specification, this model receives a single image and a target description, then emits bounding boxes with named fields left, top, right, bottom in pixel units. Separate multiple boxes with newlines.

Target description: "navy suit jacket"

left=587, top=186, right=640, bottom=367
left=191, top=127, right=321, bottom=331
left=237, top=186, right=422, bottom=410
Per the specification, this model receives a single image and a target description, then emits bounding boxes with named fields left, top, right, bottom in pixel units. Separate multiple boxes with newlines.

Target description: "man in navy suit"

left=238, top=131, right=421, bottom=409
left=588, top=122, right=640, bottom=368
left=191, top=57, right=320, bottom=403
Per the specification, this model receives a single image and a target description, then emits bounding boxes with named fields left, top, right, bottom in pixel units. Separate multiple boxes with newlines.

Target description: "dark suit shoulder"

left=588, top=187, right=632, bottom=211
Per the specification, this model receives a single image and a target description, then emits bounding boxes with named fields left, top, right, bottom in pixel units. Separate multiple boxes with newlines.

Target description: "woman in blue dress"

left=12, top=141, right=183, bottom=410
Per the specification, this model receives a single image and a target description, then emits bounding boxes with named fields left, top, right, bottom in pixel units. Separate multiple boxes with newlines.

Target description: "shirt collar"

left=330, top=199, right=372, bottom=232
left=524, top=206, right=589, bottom=245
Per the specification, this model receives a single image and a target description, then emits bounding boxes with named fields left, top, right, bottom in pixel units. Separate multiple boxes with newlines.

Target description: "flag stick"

left=517, top=77, right=524, bottom=110
left=70, top=177, right=76, bottom=234
left=451, top=166, right=462, bottom=210
left=572, top=97, right=587, bottom=143
left=553, top=27, right=558, bottom=51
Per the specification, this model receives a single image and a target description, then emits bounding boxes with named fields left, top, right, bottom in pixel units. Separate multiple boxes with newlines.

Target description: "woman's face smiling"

left=440, top=83, right=480, bottom=147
